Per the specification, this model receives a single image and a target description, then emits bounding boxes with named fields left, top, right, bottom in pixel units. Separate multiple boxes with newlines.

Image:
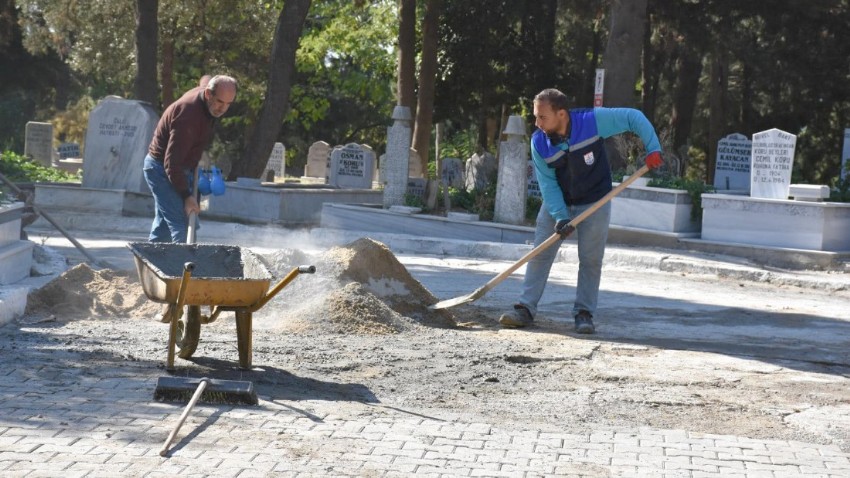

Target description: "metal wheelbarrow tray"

left=128, top=242, right=315, bottom=371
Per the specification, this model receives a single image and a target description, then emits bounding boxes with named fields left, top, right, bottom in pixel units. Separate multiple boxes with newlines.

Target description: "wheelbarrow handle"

left=166, top=262, right=196, bottom=371
left=249, top=265, right=316, bottom=312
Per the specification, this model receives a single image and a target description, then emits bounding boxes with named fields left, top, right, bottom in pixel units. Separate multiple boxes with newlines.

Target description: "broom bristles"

left=154, top=377, right=258, bottom=405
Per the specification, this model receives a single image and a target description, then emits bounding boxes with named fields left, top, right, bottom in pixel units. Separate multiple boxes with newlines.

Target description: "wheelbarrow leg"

left=235, top=308, right=253, bottom=370
left=166, top=302, right=180, bottom=372
left=167, top=262, right=195, bottom=372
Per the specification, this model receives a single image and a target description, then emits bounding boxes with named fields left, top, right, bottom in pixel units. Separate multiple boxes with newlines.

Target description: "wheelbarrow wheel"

left=176, top=305, right=201, bottom=358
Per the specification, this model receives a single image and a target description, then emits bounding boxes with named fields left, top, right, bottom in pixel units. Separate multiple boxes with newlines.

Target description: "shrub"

left=1, top=150, right=81, bottom=183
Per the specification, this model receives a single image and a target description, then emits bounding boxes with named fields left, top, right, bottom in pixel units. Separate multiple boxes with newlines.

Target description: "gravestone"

left=408, top=148, right=423, bottom=178
left=493, top=116, right=529, bottom=225
left=842, top=128, right=850, bottom=181
left=24, top=122, right=54, bottom=167
left=527, top=160, right=541, bottom=198
left=440, top=158, right=464, bottom=189
left=406, top=178, right=427, bottom=203
left=714, top=133, right=752, bottom=191
left=266, top=142, right=285, bottom=180
left=57, top=142, right=81, bottom=159
left=328, top=143, right=375, bottom=189
left=82, top=96, right=159, bottom=193
left=750, top=128, right=796, bottom=199
left=464, top=152, right=497, bottom=191
left=302, top=141, right=330, bottom=183
left=382, top=106, right=413, bottom=208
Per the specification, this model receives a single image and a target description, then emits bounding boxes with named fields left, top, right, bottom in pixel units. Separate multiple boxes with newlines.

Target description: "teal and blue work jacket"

left=530, top=107, right=662, bottom=222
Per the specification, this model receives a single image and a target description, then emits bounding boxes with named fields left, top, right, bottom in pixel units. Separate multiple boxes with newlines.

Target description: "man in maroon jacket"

left=142, top=75, right=237, bottom=243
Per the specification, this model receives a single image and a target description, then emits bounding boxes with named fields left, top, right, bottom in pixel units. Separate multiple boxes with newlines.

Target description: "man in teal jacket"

left=499, top=88, right=663, bottom=334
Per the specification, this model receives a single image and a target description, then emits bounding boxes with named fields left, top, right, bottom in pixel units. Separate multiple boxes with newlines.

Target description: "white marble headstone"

left=304, top=141, right=330, bottom=180
left=440, top=158, right=464, bottom=189
left=328, top=143, right=375, bottom=189
left=750, top=128, right=796, bottom=199
left=266, top=142, right=285, bottom=178
left=842, top=128, right=850, bottom=181
left=24, top=122, right=54, bottom=167
left=493, top=116, right=529, bottom=225
left=408, top=148, right=423, bottom=179
left=464, top=152, right=497, bottom=191
left=82, top=97, right=159, bottom=193
left=382, top=106, right=413, bottom=208
left=714, top=133, right=752, bottom=191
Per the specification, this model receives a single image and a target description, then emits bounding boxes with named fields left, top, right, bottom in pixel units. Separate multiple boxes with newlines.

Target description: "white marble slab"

left=701, top=194, right=850, bottom=251
left=0, top=203, right=24, bottom=248
left=0, top=241, right=34, bottom=285
left=321, top=203, right=534, bottom=244
left=610, top=186, right=698, bottom=233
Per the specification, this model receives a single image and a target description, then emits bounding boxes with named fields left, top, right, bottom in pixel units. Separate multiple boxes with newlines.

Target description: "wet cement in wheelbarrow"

left=129, top=243, right=268, bottom=279
left=23, top=238, right=455, bottom=334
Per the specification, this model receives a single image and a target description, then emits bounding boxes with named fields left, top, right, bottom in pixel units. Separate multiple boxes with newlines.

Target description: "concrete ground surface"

left=1, top=216, right=849, bottom=477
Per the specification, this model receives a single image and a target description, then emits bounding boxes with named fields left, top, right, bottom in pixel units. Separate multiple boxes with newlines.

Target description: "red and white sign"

left=593, top=69, right=605, bottom=107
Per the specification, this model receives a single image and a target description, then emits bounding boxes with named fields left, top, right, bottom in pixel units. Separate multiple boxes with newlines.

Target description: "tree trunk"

left=640, top=12, right=657, bottom=124
left=397, top=0, right=416, bottom=116
left=708, top=47, right=729, bottom=185
left=134, top=0, right=158, bottom=106
left=160, top=34, right=174, bottom=109
left=235, top=0, right=312, bottom=180
left=601, top=0, right=647, bottom=171
left=669, top=46, right=703, bottom=158
left=411, top=0, right=441, bottom=178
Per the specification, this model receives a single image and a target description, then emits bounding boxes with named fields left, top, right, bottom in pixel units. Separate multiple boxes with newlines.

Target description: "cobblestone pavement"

left=2, top=353, right=849, bottom=478
left=2, top=224, right=849, bottom=477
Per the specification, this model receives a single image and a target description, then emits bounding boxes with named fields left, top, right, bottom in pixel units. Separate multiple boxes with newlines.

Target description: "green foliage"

left=526, top=195, right=542, bottom=224
left=440, top=126, right=483, bottom=162
left=450, top=181, right=498, bottom=221
left=830, top=175, right=850, bottom=203
left=403, top=193, right=426, bottom=209
left=0, top=151, right=80, bottom=183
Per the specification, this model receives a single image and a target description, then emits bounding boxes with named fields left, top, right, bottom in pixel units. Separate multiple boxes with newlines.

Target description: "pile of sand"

left=25, top=264, right=161, bottom=321
left=23, top=238, right=455, bottom=334
left=258, top=238, right=456, bottom=334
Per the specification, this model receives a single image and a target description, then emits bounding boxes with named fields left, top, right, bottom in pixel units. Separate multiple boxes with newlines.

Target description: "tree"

left=601, top=0, right=648, bottom=171
left=396, top=0, right=416, bottom=114
left=234, top=0, right=312, bottom=180
left=134, top=0, right=158, bottom=105
left=411, top=0, right=440, bottom=176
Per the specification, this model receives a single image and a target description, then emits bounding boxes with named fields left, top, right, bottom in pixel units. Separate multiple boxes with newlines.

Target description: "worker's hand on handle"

left=645, top=151, right=663, bottom=170
left=184, top=195, right=201, bottom=217
left=554, top=219, right=575, bottom=239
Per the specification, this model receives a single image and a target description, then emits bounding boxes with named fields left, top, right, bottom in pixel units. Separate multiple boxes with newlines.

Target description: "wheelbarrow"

left=127, top=242, right=315, bottom=371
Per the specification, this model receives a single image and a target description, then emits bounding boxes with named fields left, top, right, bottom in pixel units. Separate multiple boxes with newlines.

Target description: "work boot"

left=574, top=310, right=595, bottom=334
left=499, top=304, right=534, bottom=328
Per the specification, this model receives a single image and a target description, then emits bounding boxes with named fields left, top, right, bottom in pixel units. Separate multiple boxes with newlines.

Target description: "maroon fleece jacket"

left=148, top=87, right=215, bottom=198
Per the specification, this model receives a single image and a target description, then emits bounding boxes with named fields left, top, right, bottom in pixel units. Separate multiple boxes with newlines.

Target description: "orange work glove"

left=645, top=151, right=663, bottom=170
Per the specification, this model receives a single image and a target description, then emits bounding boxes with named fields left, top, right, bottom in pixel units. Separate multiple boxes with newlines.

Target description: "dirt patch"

left=24, top=264, right=160, bottom=321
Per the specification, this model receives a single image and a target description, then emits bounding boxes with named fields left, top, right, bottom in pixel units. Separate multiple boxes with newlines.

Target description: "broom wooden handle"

left=159, top=378, right=208, bottom=457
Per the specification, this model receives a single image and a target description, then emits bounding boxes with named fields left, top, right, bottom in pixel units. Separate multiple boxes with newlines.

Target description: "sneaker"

left=499, top=304, right=534, bottom=328
left=574, top=310, right=595, bottom=334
